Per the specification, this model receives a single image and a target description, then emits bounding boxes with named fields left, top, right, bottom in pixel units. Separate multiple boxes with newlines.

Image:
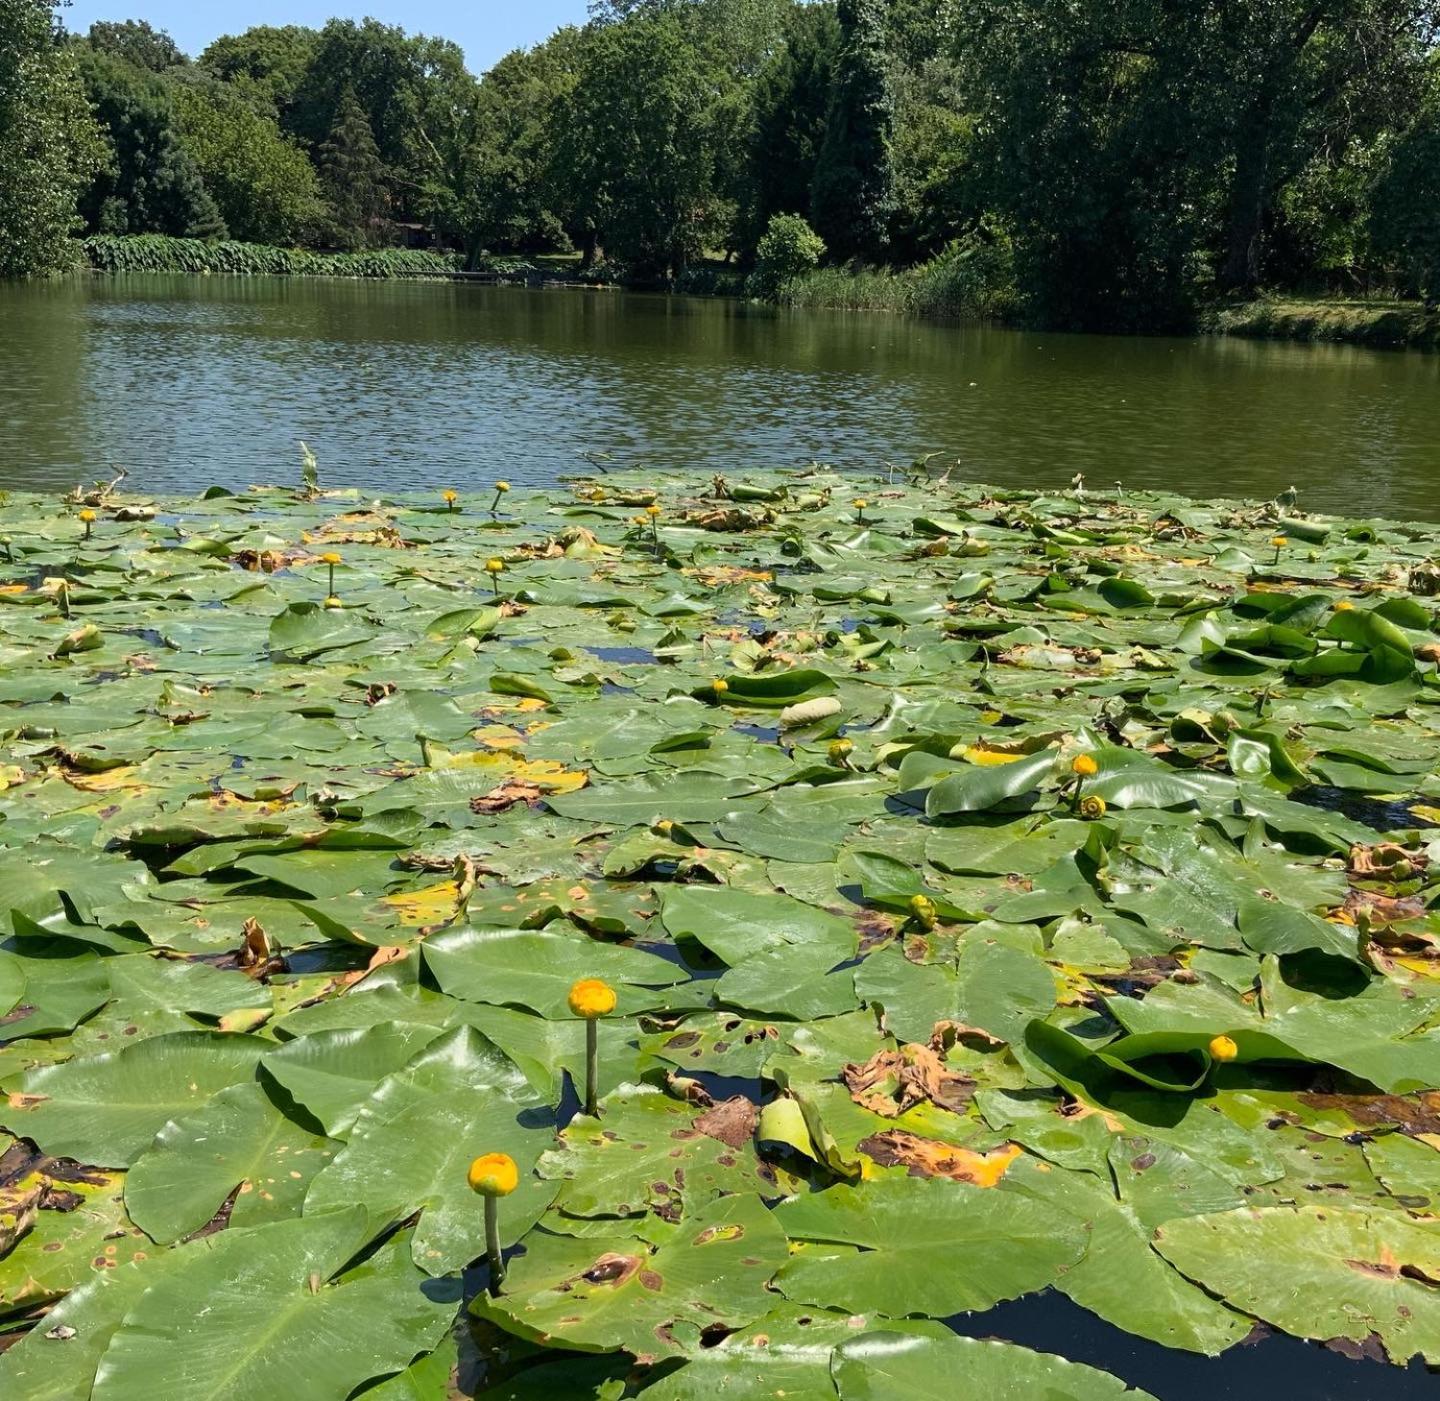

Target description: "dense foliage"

left=1, top=0, right=1439, bottom=319
left=0, top=467, right=1439, bottom=1398
left=0, top=0, right=102, bottom=277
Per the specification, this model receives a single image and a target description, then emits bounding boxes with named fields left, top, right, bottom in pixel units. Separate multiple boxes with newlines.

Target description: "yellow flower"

left=485, top=558, right=505, bottom=574
left=1271, top=535, right=1288, bottom=549
left=568, top=978, right=617, bottom=1019
left=828, top=738, right=854, bottom=766
left=323, top=595, right=343, bottom=610
left=1334, top=600, right=1355, bottom=611
left=496, top=481, right=511, bottom=493
left=78, top=509, right=97, bottom=523
left=1079, top=794, right=1107, bottom=820
left=442, top=489, right=457, bottom=503
left=852, top=498, right=868, bottom=510
left=712, top=678, right=728, bottom=696
left=632, top=514, right=648, bottom=526
left=1071, top=753, right=1099, bottom=777
left=320, top=552, right=341, bottom=566
left=467, top=1152, right=519, bottom=1197
left=646, top=503, right=662, bottom=517
left=909, top=893, right=937, bottom=930
left=1208, top=1034, right=1239, bottom=1062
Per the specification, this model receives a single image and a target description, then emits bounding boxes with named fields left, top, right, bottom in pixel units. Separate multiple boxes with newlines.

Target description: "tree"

left=289, top=19, right=467, bottom=224
left=547, top=14, right=720, bottom=277
left=887, top=57, right=976, bottom=263
left=743, top=1, right=840, bottom=252
left=198, top=26, right=319, bottom=123
left=433, top=30, right=585, bottom=260
left=957, top=0, right=1232, bottom=330
left=76, top=47, right=226, bottom=239
left=0, top=0, right=103, bottom=276
left=809, top=0, right=895, bottom=262
left=316, top=86, right=389, bottom=249
left=172, top=80, right=323, bottom=245
left=86, top=19, right=186, bottom=73
left=1372, top=94, right=1440, bottom=306
left=1208, top=1, right=1440, bottom=293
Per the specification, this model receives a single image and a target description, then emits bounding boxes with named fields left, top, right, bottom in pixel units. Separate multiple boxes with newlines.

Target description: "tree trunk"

left=1220, top=103, right=1272, bottom=294
left=578, top=228, right=598, bottom=270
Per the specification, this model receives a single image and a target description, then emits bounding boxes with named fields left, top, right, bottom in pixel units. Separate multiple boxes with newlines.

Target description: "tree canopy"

left=1, top=0, right=1438, bottom=328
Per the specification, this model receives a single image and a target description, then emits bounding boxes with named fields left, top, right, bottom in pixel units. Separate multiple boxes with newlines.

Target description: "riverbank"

left=0, top=468, right=1437, bottom=1400
left=1206, top=297, right=1440, bottom=351
left=75, top=235, right=1438, bottom=351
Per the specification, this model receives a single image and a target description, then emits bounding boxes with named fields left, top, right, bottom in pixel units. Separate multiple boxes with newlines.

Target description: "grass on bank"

left=1207, top=295, right=1440, bottom=351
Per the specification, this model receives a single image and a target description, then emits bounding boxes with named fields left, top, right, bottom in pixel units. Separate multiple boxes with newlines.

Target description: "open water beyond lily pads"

left=3, top=275, right=1440, bottom=518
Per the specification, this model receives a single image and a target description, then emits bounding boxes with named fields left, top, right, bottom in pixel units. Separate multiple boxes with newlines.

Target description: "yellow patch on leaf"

left=382, top=880, right=461, bottom=926
left=432, top=748, right=587, bottom=794
left=959, top=744, right=1027, bottom=766
left=60, top=764, right=150, bottom=795
left=858, top=1131, right=1022, bottom=1186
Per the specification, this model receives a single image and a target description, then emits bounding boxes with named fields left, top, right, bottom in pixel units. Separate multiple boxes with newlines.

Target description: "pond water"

left=2, top=274, right=1439, bottom=516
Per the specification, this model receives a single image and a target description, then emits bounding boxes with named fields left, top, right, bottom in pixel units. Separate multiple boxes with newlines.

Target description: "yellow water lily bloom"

left=1071, top=753, right=1099, bottom=777
left=320, top=552, right=342, bottom=565
left=568, top=978, right=617, bottom=1019
left=467, top=1152, right=519, bottom=1197
left=496, top=481, right=511, bottom=492
left=79, top=508, right=97, bottom=523
left=485, top=558, right=505, bottom=574
left=1208, top=1035, right=1239, bottom=1062
left=1079, top=793, right=1107, bottom=820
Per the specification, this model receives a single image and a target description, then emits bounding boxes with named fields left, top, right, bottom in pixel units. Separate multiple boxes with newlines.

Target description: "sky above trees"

left=62, top=0, right=590, bottom=73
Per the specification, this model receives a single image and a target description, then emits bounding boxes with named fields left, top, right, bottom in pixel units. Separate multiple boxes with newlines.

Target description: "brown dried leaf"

left=469, top=780, right=545, bottom=814
left=694, top=1097, right=758, bottom=1149
left=843, top=1043, right=975, bottom=1118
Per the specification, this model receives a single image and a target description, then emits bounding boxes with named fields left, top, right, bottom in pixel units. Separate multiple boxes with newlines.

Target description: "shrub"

left=748, top=213, right=826, bottom=299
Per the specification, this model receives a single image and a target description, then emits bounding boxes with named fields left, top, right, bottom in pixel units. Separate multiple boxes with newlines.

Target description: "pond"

left=3, top=274, right=1440, bottom=516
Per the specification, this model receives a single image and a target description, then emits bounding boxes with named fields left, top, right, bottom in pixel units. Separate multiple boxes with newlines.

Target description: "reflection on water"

left=1, top=274, right=1438, bottom=518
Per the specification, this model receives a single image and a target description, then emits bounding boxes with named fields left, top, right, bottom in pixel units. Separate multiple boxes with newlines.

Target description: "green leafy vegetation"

left=3, top=0, right=1439, bottom=334
left=0, top=463, right=1438, bottom=1397
left=79, top=234, right=462, bottom=277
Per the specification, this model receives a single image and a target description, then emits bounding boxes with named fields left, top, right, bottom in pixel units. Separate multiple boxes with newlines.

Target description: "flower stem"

left=585, top=1017, right=599, bottom=1117
left=484, top=1196, right=505, bottom=1296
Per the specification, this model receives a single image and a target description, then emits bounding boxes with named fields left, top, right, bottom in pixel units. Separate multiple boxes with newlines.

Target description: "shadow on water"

left=946, top=1290, right=1439, bottom=1400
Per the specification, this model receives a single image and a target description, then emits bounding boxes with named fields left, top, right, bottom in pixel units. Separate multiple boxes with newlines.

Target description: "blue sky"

left=61, top=1, right=592, bottom=73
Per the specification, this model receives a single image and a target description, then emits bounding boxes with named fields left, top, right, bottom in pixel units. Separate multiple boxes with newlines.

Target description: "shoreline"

left=72, top=235, right=1440, bottom=353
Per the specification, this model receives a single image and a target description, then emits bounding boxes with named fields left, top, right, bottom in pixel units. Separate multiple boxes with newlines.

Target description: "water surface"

left=2, top=275, right=1438, bottom=515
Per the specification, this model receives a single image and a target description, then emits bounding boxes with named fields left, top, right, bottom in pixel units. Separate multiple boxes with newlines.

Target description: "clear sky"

left=60, top=1, right=592, bottom=74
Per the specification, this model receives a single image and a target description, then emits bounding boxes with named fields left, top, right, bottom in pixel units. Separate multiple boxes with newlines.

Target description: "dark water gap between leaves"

left=583, top=645, right=659, bottom=665
left=945, top=1289, right=1439, bottom=1400
left=1292, top=784, right=1438, bottom=833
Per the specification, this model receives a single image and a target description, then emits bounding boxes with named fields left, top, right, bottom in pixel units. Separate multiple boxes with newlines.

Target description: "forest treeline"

left=2, top=0, right=1438, bottom=329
